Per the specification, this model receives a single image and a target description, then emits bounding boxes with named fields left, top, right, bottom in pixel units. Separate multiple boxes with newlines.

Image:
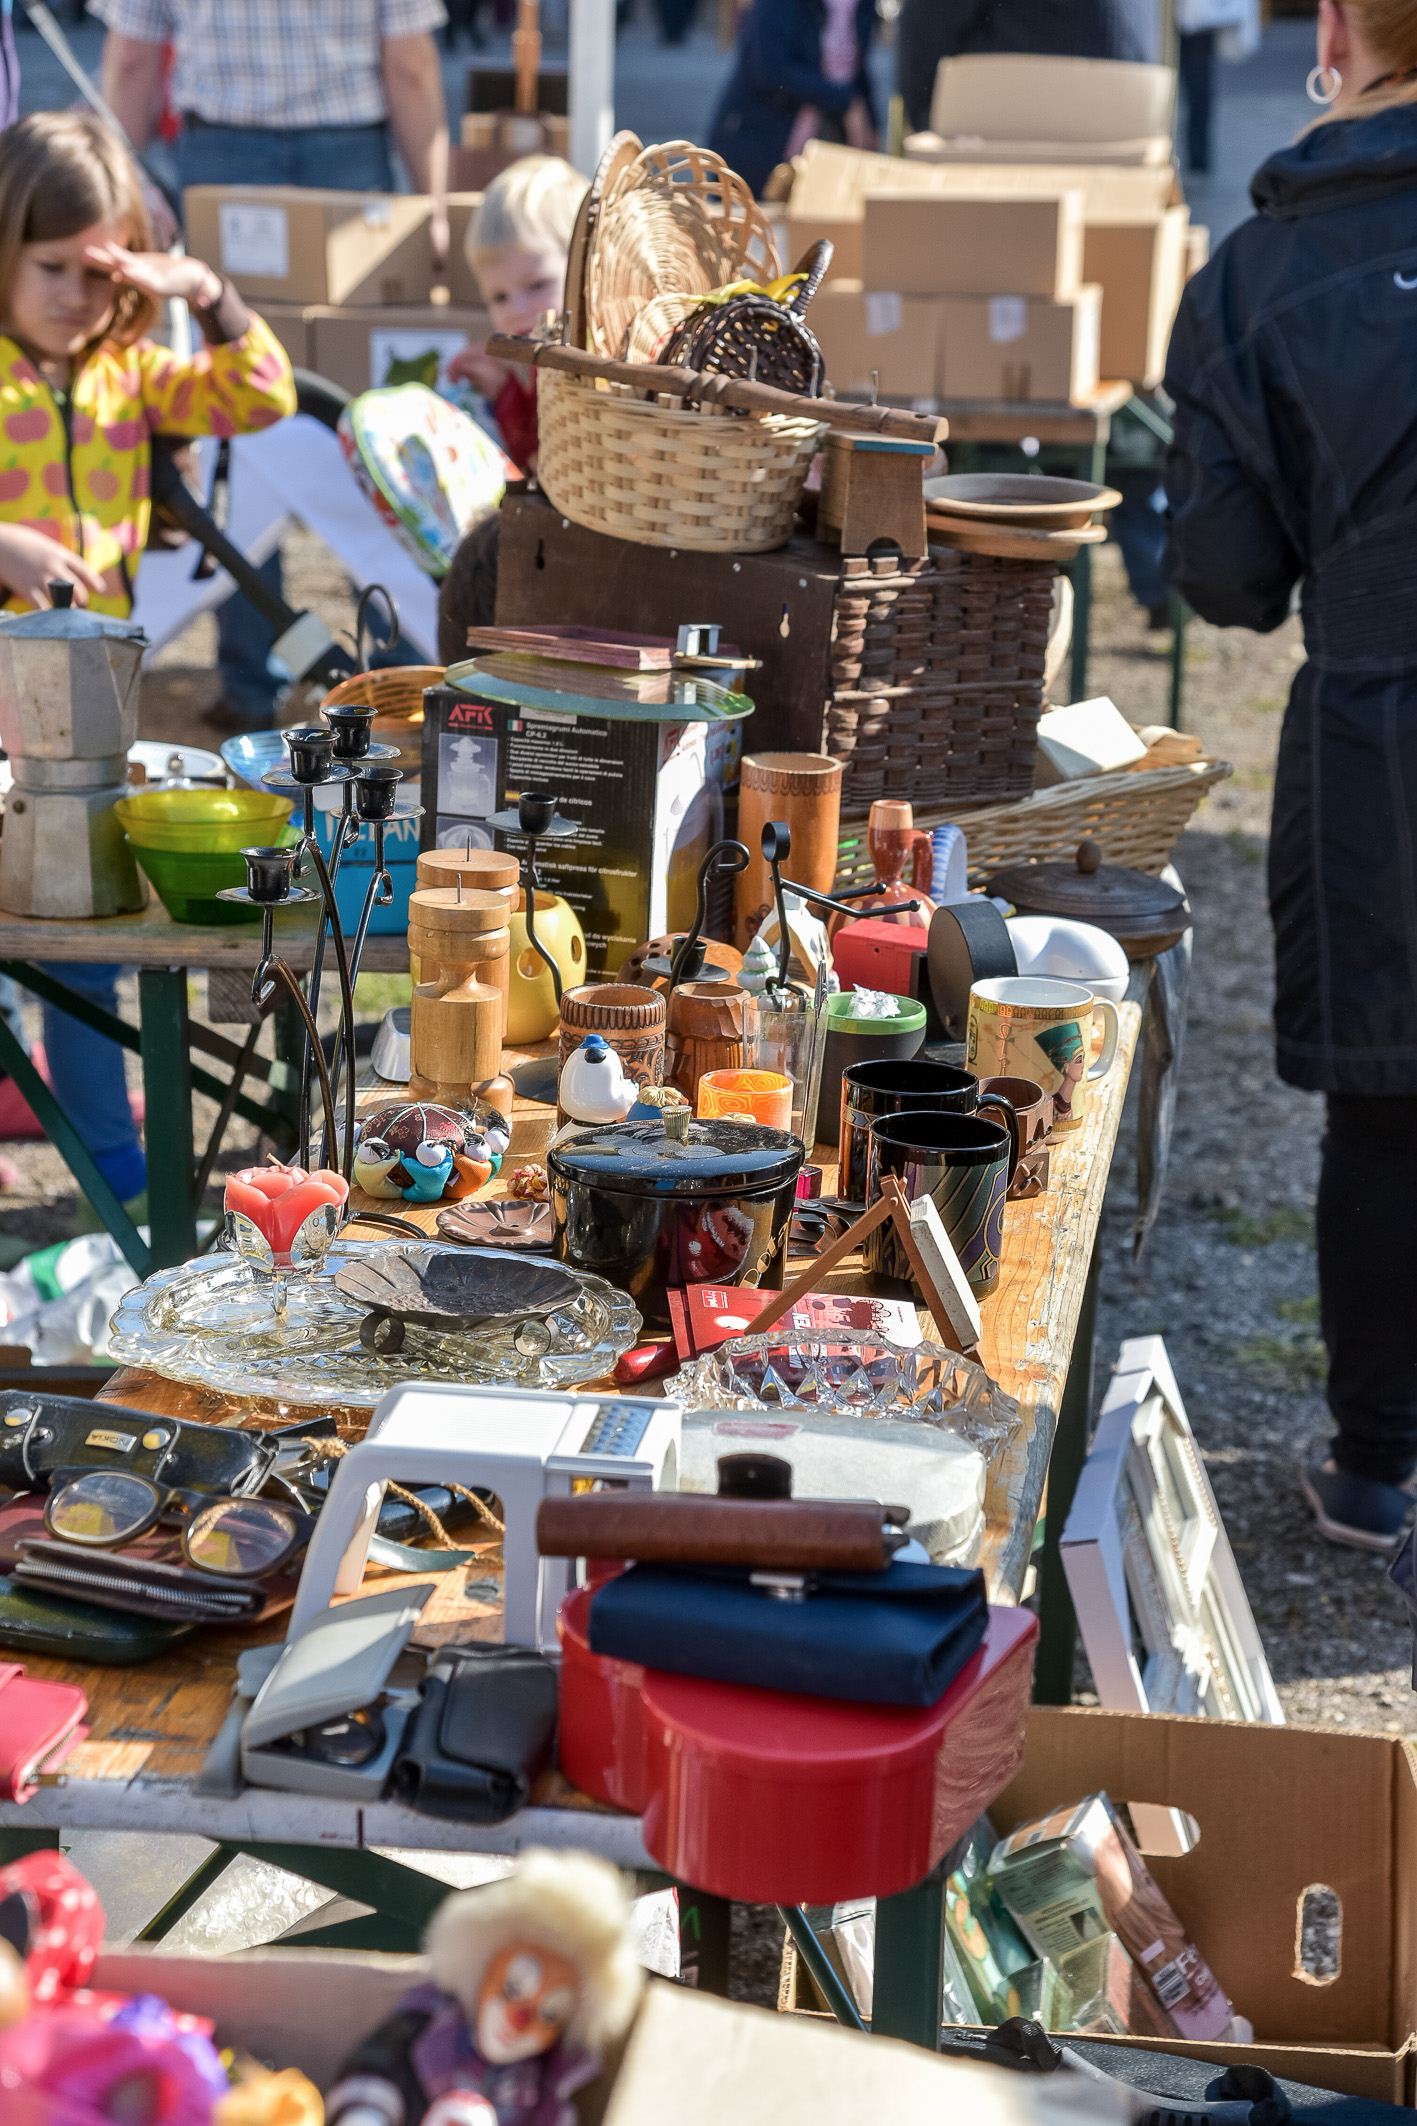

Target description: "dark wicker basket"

left=657, top=242, right=833, bottom=398
left=661, top=294, right=824, bottom=396
left=824, top=547, right=1056, bottom=814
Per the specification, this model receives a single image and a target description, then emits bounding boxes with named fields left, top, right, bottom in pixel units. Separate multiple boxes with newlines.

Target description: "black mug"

left=865, top=1109, right=1022, bottom=1297
left=840, top=1058, right=1000, bottom=1203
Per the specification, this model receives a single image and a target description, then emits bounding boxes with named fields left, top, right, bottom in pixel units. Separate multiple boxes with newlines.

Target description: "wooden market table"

left=0, top=998, right=1141, bottom=2045
left=0, top=897, right=409, bottom=1280
left=931, top=379, right=1189, bottom=722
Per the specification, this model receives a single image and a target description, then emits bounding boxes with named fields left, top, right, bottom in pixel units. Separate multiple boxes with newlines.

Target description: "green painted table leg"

left=1033, top=1245, right=1102, bottom=1706
left=138, top=967, right=197, bottom=1269
left=1067, top=436, right=1109, bottom=705
left=677, top=1885, right=732, bottom=1995
left=136, top=1844, right=237, bottom=1940
left=0, top=1005, right=148, bottom=1276
left=872, top=1874, right=945, bottom=2049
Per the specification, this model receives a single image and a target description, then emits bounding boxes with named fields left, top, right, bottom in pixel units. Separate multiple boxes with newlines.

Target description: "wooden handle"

left=487, top=335, right=947, bottom=445
left=536, top=1493, right=894, bottom=1572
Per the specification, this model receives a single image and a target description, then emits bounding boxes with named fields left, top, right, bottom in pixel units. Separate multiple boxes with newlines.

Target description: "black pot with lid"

left=548, top=1114, right=805, bottom=1329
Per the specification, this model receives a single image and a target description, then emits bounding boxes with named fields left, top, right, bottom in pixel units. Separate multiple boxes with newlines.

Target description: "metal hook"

left=668, top=838, right=751, bottom=990
left=354, top=583, right=401, bottom=671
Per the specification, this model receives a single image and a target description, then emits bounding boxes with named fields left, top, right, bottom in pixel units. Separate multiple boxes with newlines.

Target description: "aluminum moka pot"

left=0, top=586, right=147, bottom=918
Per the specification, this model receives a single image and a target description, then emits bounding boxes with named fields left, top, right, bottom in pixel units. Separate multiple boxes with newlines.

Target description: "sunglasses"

left=42, top=1467, right=310, bottom=1580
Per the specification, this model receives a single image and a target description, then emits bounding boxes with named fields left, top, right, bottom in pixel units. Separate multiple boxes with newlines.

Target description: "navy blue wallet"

left=587, top=1559, right=988, bottom=1708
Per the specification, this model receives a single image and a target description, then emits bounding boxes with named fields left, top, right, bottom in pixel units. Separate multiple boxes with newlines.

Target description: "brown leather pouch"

left=536, top=1492, right=904, bottom=1573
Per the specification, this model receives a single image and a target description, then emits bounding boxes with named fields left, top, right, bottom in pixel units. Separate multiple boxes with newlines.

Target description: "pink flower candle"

left=223, top=1162, right=348, bottom=1265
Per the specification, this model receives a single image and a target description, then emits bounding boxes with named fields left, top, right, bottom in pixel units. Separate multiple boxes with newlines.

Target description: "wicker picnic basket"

left=535, top=364, right=824, bottom=552
left=831, top=759, right=1233, bottom=891
left=825, top=548, right=1057, bottom=814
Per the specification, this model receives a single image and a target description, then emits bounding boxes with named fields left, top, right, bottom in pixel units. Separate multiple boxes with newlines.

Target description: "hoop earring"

left=1307, top=63, right=1342, bottom=105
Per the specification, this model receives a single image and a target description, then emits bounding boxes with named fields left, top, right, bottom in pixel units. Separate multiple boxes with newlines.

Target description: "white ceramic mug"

left=966, top=976, right=1120, bottom=1132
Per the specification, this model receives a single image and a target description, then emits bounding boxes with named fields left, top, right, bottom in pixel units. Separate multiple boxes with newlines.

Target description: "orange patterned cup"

left=696, top=1069, right=794, bottom=1131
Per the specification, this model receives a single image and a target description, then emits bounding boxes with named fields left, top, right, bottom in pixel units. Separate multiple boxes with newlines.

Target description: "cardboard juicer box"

left=420, top=675, right=740, bottom=981
left=184, top=186, right=434, bottom=307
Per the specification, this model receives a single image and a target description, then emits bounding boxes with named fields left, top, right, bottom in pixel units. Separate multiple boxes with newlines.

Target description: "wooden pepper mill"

left=415, top=846, right=520, bottom=909
left=407, top=886, right=513, bottom=1116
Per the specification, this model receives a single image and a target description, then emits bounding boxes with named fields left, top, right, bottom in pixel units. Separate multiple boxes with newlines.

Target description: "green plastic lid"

left=824, top=992, right=927, bottom=1037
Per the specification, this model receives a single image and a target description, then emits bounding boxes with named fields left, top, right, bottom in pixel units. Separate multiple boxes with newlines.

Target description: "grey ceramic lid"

left=549, top=1117, right=803, bottom=1198
left=0, top=604, right=145, bottom=643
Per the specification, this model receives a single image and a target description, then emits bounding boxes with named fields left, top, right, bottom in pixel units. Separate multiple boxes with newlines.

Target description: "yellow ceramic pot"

left=507, top=890, right=587, bottom=1043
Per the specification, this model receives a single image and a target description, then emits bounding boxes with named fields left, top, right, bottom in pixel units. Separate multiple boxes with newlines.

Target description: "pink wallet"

left=0, top=1660, right=87, bottom=1802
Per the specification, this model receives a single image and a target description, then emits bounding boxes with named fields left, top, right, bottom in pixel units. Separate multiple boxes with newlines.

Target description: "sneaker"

left=1301, top=1452, right=1416, bottom=1553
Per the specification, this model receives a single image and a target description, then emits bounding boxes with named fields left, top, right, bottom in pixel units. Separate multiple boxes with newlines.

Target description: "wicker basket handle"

left=487, top=334, right=946, bottom=445
left=785, top=241, right=833, bottom=318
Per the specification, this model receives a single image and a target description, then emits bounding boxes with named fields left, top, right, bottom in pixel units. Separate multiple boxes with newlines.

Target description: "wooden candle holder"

left=407, top=885, right=513, bottom=1115
left=664, top=982, right=758, bottom=1103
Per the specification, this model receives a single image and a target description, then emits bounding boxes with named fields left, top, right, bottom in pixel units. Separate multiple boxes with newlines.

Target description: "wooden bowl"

left=923, top=473, right=1122, bottom=530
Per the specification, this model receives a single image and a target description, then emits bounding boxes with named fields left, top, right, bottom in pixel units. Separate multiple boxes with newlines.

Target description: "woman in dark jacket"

left=1166, top=0, right=1417, bottom=1551
left=708, top=0, right=878, bottom=199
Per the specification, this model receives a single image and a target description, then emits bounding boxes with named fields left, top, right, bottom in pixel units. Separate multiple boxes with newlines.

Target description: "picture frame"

left=1062, top=1335, right=1282, bottom=1852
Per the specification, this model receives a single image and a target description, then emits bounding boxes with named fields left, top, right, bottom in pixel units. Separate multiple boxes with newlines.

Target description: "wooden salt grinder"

left=408, top=886, right=513, bottom=1116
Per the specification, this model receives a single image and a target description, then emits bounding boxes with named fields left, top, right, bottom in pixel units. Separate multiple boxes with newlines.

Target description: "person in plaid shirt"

left=94, top=0, right=450, bottom=725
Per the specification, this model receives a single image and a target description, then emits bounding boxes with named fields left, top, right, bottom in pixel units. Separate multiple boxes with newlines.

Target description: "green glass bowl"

left=129, top=827, right=298, bottom=925
left=115, top=787, right=293, bottom=853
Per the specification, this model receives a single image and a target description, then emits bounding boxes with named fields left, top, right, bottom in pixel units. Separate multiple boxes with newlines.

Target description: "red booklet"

left=667, top=1284, right=921, bottom=1362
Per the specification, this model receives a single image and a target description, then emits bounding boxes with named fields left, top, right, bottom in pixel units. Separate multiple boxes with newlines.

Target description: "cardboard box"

left=1083, top=206, right=1190, bottom=388
left=252, top=300, right=314, bottom=371
left=940, top=287, right=1101, bottom=404
left=863, top=191, right=1084, bottom=301
left=310, top=303, right=488, bottom=396
left=811, top=281, right=942, bottom=400
left=785, top=1704, right=1417, bottom=2107
left=928, top=54, right=1175, bottom=166
left=446, top=189, right=486, bottom=308
left=420, top=676, right=739, bottom=980
left=184, top=186, right=434, bottom=307
left=789, top=141, right=1178, bottom=287
left=83, top=1955, right=1119, bottom=2124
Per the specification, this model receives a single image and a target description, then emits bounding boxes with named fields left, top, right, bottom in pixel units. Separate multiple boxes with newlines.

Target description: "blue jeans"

left=1109, top=469, right=1170, bottom=618
left=177, top=121, right=398, bottom=724
left=0, top=966, right=147, bottom=1205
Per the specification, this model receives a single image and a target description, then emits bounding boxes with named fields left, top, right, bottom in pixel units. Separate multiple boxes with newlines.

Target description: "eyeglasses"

left=43, top=1467, right=309, bottom=1579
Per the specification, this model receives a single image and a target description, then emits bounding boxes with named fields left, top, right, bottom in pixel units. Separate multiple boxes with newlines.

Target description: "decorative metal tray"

left=108, top=1240, right=640, bottom=1407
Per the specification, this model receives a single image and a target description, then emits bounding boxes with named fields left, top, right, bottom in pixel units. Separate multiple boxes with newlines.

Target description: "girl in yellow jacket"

left=0, top=111, right=296, bottom=1225
left=0, top=110, right=296, bottom=613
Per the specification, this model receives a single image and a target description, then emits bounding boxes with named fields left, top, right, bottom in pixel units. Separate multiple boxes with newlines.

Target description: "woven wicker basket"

left=323, top=664, right=442, bottom=773
left=826, top=547, right=1057, bottom=815
left=586, top=139, right=779, bottom=362
left=535, top=365, right=824, bottom=553
left=832, top=760, right=1232, bottom=892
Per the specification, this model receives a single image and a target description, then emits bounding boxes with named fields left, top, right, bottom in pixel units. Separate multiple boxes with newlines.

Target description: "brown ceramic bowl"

left=923, top=473, right=1122, bottom=530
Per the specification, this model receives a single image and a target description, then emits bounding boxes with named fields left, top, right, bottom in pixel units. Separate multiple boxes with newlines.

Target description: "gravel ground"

left=8, top=525, right=1408, bottom=1979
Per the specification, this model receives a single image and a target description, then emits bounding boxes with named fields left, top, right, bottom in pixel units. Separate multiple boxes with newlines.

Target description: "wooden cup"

left=734, top=753, right=843, bottom=951
left=557, top=983, right=667, bottom=1087
left=665, top=982, right=759, bottom=1103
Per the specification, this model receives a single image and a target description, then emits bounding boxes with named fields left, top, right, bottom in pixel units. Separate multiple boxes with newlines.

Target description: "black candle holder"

left=486, top=792, right=578, bottom=1006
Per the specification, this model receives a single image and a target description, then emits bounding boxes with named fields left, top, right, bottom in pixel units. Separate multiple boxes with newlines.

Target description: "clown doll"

left=325, top=1850, right=643, bottom=2126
